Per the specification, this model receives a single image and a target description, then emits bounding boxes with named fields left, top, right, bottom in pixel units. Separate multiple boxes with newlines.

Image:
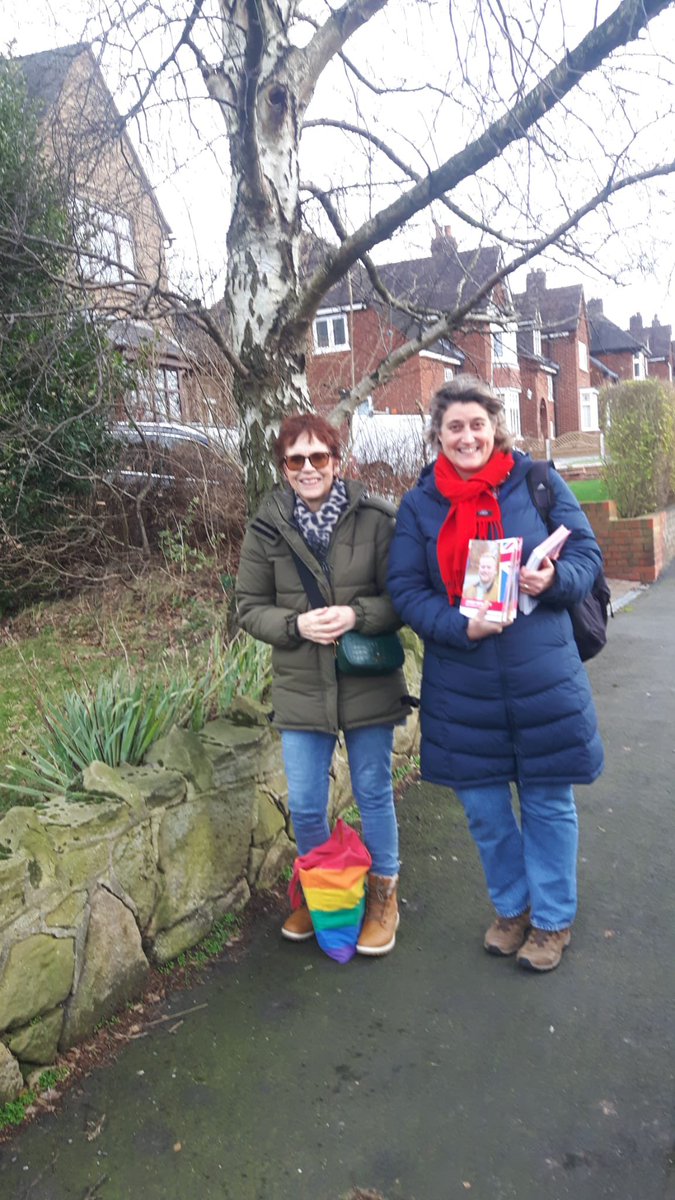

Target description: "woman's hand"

left=520, top=555, right=555, bottom=599
left=297, top=606, right=357, bottom=644
left=466, top=602, right=512, bottom=641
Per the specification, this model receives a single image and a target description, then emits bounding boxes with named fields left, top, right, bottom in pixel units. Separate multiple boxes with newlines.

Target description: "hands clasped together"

left=297, top=605, right=357, bottom=645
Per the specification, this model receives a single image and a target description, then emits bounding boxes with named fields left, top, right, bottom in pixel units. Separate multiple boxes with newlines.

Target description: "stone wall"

left=0, top=650, right=421, bottom=1102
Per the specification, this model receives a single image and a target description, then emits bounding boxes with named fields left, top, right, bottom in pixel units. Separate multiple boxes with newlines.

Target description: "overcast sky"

left=4, top=0, right=675, bottom=333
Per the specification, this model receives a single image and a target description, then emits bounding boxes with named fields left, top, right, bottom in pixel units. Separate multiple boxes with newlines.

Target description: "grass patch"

left=157, top=913, right=242, bottom=976
left=0, top=568, right=271, bottom=813
left=568, top=478, right=610, bottom=503
left=0, top=1067, right=69, bottom=1131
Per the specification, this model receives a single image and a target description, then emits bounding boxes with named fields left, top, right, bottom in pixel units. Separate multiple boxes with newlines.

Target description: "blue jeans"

left=281, top=726, right=399, bottom=877
left=452, top=782, right=578, bottom=931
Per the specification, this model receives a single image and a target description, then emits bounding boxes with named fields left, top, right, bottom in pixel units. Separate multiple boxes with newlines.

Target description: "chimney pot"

left=526, top=269, right=546, bottom=296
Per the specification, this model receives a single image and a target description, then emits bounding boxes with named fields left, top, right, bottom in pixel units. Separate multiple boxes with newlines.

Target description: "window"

left=132, top=367, right=182, bottom=422
left=492, top=325, right=518, bottom=365
left=532, top=328, right=542, bottom=356
left=580, top=388, right=599, bottom=431
left=444, top=367, right=454, bottom=382
left=313, top=313, right=349, bottom=353
left=546, top=374, right=553, bottom=404
left=495, top=387, right=521, bottom=438
left=633, top=353, right=645, bottom=379
left=76, top=201, right=136, bottom=284
left=578, top=340, right=588, bottom=373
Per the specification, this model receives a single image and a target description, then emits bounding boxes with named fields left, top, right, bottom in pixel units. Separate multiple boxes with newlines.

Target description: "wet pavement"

left=1, top=566, right=674, bottom=1200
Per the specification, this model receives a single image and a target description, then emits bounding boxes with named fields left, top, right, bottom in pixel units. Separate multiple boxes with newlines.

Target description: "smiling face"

left=438, top=401, right=496, bottom=478
left=478, top=554, right=497, bottom=585
left=282, top=432, right=339, bottom=511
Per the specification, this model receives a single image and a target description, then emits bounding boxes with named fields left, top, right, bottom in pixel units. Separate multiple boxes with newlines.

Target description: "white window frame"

left=633, top=352, right=645, bottom=379
left=75, top=200, right=136, bottom=285
left=579, top=387, right=599, bottom=431
left=132, top=366, right=182, bottom=422
left=578, top=340, right=589, bottom=373
left=312, top=311, right=350, bottom=354
left=491, top=324, right=518, bottom=366
left=495, top=387, right=521, bottom=439
left=546, top=374, right=554, bottom=404
left=532, top=328, right=542, bottom=356
left=444, top=367, right=454, bottom=382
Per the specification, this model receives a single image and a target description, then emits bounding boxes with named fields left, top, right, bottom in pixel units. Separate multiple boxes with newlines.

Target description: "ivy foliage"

left=0, top=60, right=126, bottom=610
left=600, top=379, right=675, bottom=518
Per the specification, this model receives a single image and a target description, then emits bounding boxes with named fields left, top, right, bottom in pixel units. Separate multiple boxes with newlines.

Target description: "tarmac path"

left=1, top=566, right=674, bottom=1200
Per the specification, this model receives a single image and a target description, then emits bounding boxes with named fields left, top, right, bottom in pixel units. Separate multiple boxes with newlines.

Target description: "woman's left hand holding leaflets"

left=520, top=555, right=555, bottom=599
left=297, top=605, right=357, bottom=644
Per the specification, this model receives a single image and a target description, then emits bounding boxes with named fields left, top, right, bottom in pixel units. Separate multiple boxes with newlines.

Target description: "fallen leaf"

left=603, top=929, right=616, bottom=939
left=173, top=1141, right=182, bottom=1152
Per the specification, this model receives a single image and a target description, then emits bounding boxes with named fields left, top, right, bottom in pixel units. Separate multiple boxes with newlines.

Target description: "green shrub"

left=0, top=630, right=271, bottom=803
left=600, top=379, right=675, bottom=517
left=0, top=62, right=126, bottom=614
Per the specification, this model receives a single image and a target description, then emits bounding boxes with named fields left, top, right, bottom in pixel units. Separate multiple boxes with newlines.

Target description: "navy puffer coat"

left=387, top=452, right=604, bottom=788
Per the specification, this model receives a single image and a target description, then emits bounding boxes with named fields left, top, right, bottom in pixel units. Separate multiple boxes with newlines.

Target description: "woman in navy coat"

left=387, top=377, right=604, bottom=972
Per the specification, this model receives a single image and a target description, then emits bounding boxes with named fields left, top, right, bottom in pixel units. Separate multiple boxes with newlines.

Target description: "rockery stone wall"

left=0, top=678, right=420, bottom=1103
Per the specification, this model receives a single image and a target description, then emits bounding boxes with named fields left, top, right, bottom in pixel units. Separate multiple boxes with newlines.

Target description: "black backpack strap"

left=526, top=459, right=555, bottom=526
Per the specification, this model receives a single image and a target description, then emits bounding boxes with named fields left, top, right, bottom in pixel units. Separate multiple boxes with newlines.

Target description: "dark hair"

left=273, top=413, right=342, bottom=470
left=426, top=376, right=513, bottom=453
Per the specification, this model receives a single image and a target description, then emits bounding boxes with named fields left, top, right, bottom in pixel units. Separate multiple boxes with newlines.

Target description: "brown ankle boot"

left=356, top=874, right=399, bottom=956
left=281, top=904, right=315, bottom=942
left=516, top=926, right=571, bottom=972
left=484, top=910, right=531, bottom=956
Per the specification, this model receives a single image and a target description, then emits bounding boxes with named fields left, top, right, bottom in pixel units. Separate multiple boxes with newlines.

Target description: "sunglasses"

left=283, top=452, right=332, bottom=472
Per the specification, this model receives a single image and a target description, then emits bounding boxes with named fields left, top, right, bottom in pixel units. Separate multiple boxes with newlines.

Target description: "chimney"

left=629, top=312, right=643, bottom=338
left=431, top=225, right=458, bottom=256
left=525, top=269, right=546, bottom=299
left=587, top=298, right=603, bottom=317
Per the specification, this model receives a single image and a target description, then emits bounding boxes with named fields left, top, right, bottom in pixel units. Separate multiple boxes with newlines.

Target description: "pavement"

left=1, top=567, right=674, bottom=1200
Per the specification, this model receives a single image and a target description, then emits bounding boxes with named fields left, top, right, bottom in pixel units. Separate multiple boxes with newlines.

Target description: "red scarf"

left=434, top=451, right=514, bottom=603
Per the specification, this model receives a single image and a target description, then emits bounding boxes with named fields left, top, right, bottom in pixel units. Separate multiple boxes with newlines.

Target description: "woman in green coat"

left=236, top=413, right=409, bottom=955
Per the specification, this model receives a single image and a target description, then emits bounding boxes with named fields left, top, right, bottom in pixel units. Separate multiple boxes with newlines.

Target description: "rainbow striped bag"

left=288, top=819, right=372, bottom=963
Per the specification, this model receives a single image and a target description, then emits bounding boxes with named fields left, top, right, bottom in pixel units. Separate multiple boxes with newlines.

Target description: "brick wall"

left=307, top=309, right=449, bottom=414
left=453, top=328, right=491, bottom=379
left=592, top=349, right=634, bottom=382
left=583, top=500, right=675, bottom=582
left=647, top=360, right=672, bottom=382
left=519, top=360, right=555, bottom=438
left=544, top=333, right=589, bottom=434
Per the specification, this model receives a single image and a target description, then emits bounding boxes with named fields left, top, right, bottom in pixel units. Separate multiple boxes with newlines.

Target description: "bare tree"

left=13, top=0, right=675, bottom=505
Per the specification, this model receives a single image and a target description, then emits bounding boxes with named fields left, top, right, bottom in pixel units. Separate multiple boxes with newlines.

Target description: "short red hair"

left=274, top=413, right=342, bottom=469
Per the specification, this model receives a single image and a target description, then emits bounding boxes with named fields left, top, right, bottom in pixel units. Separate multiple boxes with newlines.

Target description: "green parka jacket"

left=235, top=480, right=410, bottom=733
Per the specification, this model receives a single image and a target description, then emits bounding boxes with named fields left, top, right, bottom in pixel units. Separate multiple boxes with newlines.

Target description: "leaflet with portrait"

left=459, top=537, right=523, bottom=624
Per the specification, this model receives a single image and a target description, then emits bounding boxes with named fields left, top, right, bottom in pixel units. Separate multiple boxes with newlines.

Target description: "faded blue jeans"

left=452, top=781, right=578, bottom=931
left=281, top=726, right=399, bottom=877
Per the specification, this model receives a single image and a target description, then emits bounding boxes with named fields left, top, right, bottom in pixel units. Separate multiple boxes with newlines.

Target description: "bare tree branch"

left=294, top=0, right=675, bottom=328
left=288, top=0, right=389, bottom=109
left=330, top=154, right=675, bottom=423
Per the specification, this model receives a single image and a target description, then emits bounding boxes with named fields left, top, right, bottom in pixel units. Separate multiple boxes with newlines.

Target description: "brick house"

left=307, top=228, right=523, bottom=437
left=513, top=271, right=597, bottom=435
left=587, top=299, right=651, bottom=384
left=15, top=44, right=228, bottom=427
left=515, top=326, right=558, bottom=440
left=628, top=313, right=675, bottom=382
